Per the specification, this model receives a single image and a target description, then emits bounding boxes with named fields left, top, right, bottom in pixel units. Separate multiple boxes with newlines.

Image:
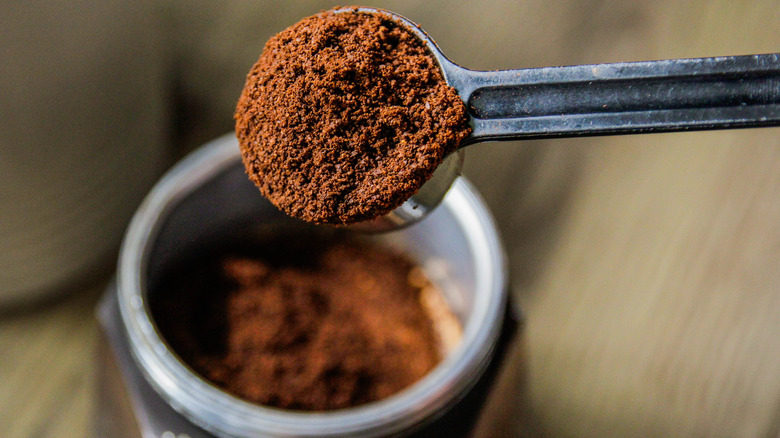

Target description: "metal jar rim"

left=116, top=133, right=508, bottom=438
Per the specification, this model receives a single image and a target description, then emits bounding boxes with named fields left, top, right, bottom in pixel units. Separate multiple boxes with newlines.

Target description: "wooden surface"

left=1, top=1, right=779, bottom=437
left=0, top=282, right=103, bottom=437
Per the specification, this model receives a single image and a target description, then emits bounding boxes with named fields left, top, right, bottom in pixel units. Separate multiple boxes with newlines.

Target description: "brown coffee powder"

left=235, top=7, right=471, bottom=224
left=151, top=231, right=446, bottom=411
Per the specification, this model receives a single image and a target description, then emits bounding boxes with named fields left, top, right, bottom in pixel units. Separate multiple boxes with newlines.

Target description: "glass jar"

left=96, top=134, right=514, bottom=437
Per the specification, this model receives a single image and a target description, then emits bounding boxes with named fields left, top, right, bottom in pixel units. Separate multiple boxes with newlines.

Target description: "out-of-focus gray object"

left=0, top=0, right=170, bottom=307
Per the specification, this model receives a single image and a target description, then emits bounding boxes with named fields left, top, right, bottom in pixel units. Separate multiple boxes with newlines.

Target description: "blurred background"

left=1, top=0, right=779, bottom=436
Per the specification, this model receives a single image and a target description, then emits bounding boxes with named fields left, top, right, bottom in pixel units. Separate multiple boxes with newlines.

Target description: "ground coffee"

left=151, top=230, right=452, bottom=411
left=235, top=7, right=471, bottom=224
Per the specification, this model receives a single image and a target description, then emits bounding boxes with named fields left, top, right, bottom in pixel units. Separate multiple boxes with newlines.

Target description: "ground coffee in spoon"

left=235, top=7, right=471, bottom=224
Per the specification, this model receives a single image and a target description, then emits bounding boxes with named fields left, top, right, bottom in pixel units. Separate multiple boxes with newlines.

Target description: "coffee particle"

left=151, top=232, right=454, bottom=411
left=235, top=7, right=471, bottom=224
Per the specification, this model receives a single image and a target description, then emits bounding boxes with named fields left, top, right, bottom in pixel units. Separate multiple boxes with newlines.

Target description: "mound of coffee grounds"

left=151, top=232, right=446, bottom=410
left=235, top=7, right=471, bottom=224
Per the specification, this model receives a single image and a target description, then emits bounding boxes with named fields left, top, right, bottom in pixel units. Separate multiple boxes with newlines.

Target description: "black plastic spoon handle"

left=446, top=53, right=780, bottom=145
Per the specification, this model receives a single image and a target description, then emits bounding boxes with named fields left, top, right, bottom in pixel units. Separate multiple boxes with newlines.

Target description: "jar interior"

left=140, top=161, right=480, bottom=411
left=145, top=162, right=477, bottom=327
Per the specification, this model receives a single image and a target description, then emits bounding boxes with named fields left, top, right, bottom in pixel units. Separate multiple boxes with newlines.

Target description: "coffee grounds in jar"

left=151, top=231, right=447, bottom=411
left=235, top=7, right=471, bottom=224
